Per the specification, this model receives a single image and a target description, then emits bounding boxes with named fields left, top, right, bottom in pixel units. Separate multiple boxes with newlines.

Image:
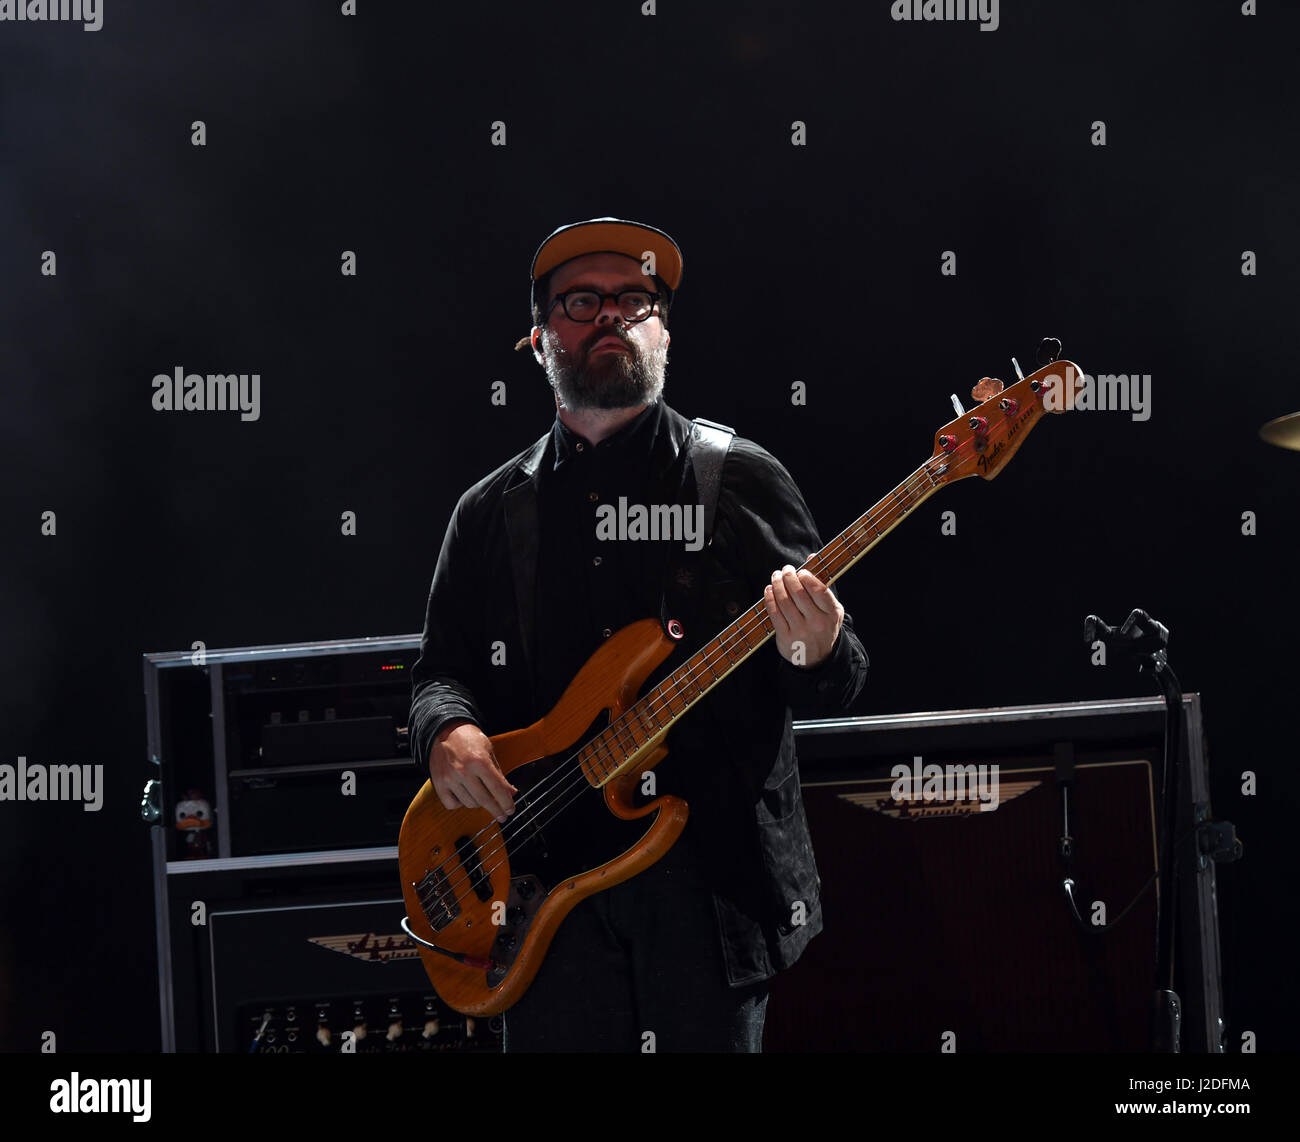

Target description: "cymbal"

left=1260, top=412, right=1300, bottom=451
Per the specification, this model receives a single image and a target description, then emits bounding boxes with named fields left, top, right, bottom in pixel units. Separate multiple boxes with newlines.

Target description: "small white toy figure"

left=175, top=790, right=214, bottom=859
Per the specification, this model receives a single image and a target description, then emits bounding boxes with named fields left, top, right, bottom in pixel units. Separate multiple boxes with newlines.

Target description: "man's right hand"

left=428, top=720, right=517, bottom=823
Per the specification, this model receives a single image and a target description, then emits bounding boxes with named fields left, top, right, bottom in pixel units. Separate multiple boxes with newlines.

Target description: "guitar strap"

left=656, top=416, right=734, bottom=639
left=687, top=416, right=735, bottom=546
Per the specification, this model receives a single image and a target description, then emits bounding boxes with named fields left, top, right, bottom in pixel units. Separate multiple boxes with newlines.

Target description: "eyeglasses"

left=545, top=289, right=661, bottom=324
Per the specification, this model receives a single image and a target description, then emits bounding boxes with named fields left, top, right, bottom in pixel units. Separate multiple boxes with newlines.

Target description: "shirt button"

left=588, top=491, right=599, bottom=502
left=602, top=628, right=612, bottom=639
left=575, top=442, right=585, bottom=452
left=592, top=556, right=603, bottom=567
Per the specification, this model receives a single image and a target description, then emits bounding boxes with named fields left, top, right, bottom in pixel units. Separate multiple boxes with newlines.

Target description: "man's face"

left=533, top=252, right=670, bottom=411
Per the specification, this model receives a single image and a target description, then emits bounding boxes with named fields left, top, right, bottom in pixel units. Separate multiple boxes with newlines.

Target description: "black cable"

left=1061, top=819, right=1199, bottom=936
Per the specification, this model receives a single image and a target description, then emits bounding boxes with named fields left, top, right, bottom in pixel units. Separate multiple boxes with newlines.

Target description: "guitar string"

left=417, top=412, right=1020, bottom=923
left=418, top=443, right=971, bottom=919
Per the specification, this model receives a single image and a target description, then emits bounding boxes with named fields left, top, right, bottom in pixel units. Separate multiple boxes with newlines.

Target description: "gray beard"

left=542, top=329, right=668, bottom=411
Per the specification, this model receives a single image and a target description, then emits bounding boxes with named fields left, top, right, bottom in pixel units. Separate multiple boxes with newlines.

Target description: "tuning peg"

left=1011, top=357, right=1025, bottom=381
left=971, top=377, right=1004, bottom=402
left=949, top=393, right=966, bottom=416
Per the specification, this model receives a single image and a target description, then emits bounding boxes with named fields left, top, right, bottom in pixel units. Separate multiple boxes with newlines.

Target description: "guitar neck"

left=585, top=460, right=944, bottom=785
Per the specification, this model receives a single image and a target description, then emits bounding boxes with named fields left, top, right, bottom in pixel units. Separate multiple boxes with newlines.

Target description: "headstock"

left=927, top=359, right=1082, bottom=484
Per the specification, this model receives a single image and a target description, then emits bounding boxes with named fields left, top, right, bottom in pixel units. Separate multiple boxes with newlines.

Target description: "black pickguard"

left=481, top=713, right=663, bottom=986
left=504, top=711, right=657, bottom=892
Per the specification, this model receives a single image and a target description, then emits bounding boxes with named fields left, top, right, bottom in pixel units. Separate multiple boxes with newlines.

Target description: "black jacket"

left=409, top=399, right=868, bottom=985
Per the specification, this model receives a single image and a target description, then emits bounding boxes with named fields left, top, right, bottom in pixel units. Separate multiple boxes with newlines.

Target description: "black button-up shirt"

left=534, top=401, right=675, bottom=717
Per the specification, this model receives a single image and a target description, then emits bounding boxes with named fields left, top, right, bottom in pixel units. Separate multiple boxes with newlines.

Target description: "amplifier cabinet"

left=152, top=841, right=502, bottom=1053
left=144, top=636, right=474, bottom=1051
left=769, top=696, right=1224, bottom=1052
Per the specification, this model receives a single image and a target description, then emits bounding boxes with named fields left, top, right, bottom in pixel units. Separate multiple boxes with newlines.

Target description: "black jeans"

left=502, top=829, right=769, bottom=1053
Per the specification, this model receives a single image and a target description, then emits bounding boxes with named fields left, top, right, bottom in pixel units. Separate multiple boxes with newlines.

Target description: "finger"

left=453, top=777, right=497, bottom=816
left=770, top=568, right=806, bottom=627
left=779, top=566, right=816, bottom=620
left=764, top=582, right=791, bottom=638
left=468, top=766, right=516, bottom=819
left=434, top=778, right=471, bottom=812
left=484, top=745, right=519, bottom=794
left=795, top=568, right=840, bottom=615
left=481, top=751, right=518, bottom=804
left=769, top=568, right=791, bottom=611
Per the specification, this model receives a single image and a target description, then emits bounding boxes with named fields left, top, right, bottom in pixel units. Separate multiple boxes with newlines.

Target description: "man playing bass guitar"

left=408, top=217, right=869, bottom=1052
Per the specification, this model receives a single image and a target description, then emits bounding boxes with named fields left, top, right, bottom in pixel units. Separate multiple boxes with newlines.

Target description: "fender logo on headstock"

left=976, top=401, right=1037, bottom=476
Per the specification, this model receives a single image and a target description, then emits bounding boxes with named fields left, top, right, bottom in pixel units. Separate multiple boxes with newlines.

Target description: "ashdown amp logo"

left=309, top=931, right=420, bottom=963
left=839, top=767, right=1039, bottom=820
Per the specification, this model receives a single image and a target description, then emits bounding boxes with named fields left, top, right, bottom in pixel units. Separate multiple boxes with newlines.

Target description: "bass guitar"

left=399, top=357, right=1081, bottom=1014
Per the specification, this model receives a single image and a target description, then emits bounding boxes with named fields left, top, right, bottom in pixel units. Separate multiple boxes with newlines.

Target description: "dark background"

left=1, top=0, right=1296, bottom=1051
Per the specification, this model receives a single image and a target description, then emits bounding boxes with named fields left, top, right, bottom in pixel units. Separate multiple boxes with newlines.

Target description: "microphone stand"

left=1082, top=608, right=1183, bottom=1052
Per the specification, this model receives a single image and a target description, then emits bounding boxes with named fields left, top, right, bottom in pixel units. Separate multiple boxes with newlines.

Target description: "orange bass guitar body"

left=398, top=617, right=687, bottom=1016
